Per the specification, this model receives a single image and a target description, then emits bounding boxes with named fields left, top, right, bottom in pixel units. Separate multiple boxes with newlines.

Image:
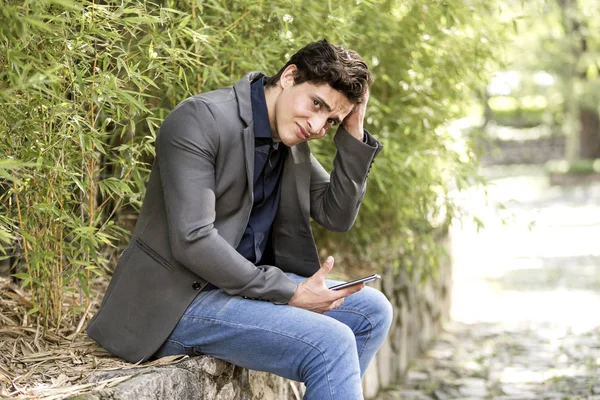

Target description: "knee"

left=326, top=321, right=357, bottom=354
left=309, top=321, right=357, bottom=361
left=300, top=321, right=358, bottom=375
left=365, top=287, right=393, bottom=334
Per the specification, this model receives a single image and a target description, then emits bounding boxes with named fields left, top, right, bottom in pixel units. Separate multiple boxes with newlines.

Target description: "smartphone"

left=328, top=273, right=381, bottom=291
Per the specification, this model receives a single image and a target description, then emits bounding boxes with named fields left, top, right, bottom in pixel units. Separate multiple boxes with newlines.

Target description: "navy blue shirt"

left=235, top=77, right=287, bottom=265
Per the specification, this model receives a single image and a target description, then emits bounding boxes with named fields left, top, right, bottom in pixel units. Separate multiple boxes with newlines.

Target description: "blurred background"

left=2, top=0, right=600, bottom=398
left=387, top=0, right=600, bottom=398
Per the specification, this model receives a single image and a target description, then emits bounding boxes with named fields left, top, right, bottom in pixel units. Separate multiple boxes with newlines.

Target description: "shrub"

left=0, top=0, right=506, bottom=326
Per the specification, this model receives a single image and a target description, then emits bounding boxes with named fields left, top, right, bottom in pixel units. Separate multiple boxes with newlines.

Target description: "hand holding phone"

left=328, top=273, right=381, bottom=291
left=288, top=256, right=371, bottom=314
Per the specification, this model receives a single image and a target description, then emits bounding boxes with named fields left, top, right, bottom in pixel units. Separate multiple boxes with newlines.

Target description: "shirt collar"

left=250, top=76, right=274, bottom=140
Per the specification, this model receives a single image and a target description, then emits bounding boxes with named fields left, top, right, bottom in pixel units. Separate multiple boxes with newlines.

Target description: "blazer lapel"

left=242, top=123, right=254, bottom=204
left=288, top=144, right=311, bottom=223
left=234, top=72, right=262, bottom=205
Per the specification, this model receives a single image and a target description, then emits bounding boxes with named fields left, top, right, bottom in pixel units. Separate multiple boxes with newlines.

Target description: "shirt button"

left=192, top=281, right=202, bottom=290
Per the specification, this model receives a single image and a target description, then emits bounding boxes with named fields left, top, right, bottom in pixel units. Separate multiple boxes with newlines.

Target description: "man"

left=87, top=39, right=392, bottom=399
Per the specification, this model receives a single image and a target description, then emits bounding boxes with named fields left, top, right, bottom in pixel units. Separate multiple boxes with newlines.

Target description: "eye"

left=312, top=99, right=321, bottom=109
left=326, top=118, right=337, bottom=127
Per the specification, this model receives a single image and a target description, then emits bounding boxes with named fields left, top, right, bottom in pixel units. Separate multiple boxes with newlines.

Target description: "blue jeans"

left=154, top=273, right=393, bottom=400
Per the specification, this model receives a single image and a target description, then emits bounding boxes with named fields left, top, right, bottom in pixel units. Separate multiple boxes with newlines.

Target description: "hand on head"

left=341, top=89, right=370, bottom=141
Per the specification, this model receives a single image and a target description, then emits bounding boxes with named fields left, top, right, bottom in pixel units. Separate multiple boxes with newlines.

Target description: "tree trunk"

left=579, top=107, right=600, bottom=159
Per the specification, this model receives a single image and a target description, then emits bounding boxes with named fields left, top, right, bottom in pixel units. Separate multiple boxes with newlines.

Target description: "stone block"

left=249, top=370, right=299, bottom=400
left=362, top=351, right=379, bottom=399
left=113, top=370, right=208, bottom=400
left=398, top=304, right=409, bottom=375
left=376, top=336, right=393, bottom=389
left=382, top=265, right=395, bottom=297
left=196, top=356, right=230, bottom=377
left=216, top=382, right=238, bottom=400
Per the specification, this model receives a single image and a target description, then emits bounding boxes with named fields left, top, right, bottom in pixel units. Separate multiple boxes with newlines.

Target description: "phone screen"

left=328, top=273, right=381, bottom=291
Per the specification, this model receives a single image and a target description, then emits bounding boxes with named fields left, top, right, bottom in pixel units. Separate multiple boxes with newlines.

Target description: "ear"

left=279, top=64, right=297, bottom=88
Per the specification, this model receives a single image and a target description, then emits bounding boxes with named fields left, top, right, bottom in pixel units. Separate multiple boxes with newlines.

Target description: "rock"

left=459, top=377, right=487, bottom=397
left=363, top=351, right=380, bottom=399
left=376, top=335, right=394, bottom=389
left=198, top=356, right=229, bottom=377
left=406, top=371, right=428, bottom=382
left=112, top=370, right=207, bottom=400
left=216, top=382, right=237, bottom=400
left=397, top=389, right=434, bottom=400
left=432, top=389, right=449, bottom=400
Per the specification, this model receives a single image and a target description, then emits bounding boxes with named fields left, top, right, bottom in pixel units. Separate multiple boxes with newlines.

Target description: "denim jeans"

left=154, top=273, right=393, bottom=400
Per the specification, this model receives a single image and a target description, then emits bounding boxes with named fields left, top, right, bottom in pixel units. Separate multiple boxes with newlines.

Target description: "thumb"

left=314, top=256, right=334, bottom=281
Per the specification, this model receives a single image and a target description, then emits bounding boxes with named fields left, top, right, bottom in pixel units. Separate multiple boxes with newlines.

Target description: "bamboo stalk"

left=44, top=177, right=58, bottom=327
left=57, top=228, right=63, bottom=331
left=191, top=1, right=202, bottom=94
left=84, top=0, right=98, bottom=312
left=224, top=10, right=250, bottom=32
left=88, top=52, right=98, bottom=229
left=12, top=182, right=31, bottom=293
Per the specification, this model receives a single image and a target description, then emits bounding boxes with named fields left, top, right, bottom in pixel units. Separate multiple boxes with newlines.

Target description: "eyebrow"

left=314, top=95, right=343, bottom=125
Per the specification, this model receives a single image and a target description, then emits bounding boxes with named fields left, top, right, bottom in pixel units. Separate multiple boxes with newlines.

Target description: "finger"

left=313, top=256, right=334, bottom=281
left=329, top=297, right=345, bottom=311
left=335, top=282, right=365, bottom=298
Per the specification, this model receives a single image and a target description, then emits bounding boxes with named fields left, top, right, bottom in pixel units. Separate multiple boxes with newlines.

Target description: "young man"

left=87, top=39, right=392, bottom=399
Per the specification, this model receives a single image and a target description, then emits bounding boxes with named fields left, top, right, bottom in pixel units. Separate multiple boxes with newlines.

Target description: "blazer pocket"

left=135, top=238, right=173, bottom=271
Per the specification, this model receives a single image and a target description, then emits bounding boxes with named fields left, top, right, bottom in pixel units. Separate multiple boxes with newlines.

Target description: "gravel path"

left=377, top=166, right=600, bottom=400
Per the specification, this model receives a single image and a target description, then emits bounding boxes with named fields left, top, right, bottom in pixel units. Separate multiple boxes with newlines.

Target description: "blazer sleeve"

left=156, top=99, right=297, bottom=303
left=309, top=127, right=383, bottom=232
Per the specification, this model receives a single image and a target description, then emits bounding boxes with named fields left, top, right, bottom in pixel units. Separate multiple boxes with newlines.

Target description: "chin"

left=282, top=138, right=300, bottom=147
left=281, top=132, right=302, bottom=147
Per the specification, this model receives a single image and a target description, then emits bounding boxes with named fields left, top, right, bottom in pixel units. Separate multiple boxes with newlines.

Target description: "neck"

left=264, top=84, right=282, bottom=142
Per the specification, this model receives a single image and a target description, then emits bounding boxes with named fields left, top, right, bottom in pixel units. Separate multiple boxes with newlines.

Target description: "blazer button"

left=192, top=281, right=202, bottom=290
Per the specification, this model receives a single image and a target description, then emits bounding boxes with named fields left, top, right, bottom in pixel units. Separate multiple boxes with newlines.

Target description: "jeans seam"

left=163, top=339, right=192, bottom=354
left=178, top=314, right=336, bottom=399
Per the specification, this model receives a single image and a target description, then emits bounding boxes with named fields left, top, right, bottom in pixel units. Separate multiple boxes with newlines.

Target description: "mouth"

left=296, top=123, right=309, bottom=141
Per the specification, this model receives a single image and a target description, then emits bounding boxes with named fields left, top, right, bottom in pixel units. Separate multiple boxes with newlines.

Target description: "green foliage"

left=546, top=158, right=600, bottom=175
left=0, top=0, right=507, bottom=326
left=311, top=0, right=507, bottom=274
left=504, top=0, right=600, bottom=159
left=487, top=94, right=548, bottom=126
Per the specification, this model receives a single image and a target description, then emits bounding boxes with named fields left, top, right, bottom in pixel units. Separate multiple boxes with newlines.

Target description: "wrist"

left=344, top=124, right=364, bottom=141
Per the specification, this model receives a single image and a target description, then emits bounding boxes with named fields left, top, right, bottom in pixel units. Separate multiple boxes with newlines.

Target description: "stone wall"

left=362, top=235, right=452, bottom=397
left=69, top=237, right=453, bottom=399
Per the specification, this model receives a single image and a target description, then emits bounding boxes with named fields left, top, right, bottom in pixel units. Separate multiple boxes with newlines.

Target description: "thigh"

left=155, top=286, right=359, bottom=382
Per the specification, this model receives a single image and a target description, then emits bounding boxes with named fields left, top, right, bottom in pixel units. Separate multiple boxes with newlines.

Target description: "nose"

left=307, top=115, right=328, bottom=137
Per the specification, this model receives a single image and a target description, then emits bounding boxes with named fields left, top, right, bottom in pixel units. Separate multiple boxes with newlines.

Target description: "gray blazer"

left=87, top=72, right=382, bottom=363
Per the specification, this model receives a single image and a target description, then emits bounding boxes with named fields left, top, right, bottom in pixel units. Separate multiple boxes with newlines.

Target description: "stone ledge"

left=67, top=356, right=302, bottom=400
left=67, top=357, right=244, bottom=400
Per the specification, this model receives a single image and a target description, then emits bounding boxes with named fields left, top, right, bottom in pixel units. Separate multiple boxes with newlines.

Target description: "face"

left=268, top=66, right=354, bottom=147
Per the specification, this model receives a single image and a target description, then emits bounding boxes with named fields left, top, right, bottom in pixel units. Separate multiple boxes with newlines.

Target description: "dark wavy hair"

left=265, top=39, right=372, bottom=104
